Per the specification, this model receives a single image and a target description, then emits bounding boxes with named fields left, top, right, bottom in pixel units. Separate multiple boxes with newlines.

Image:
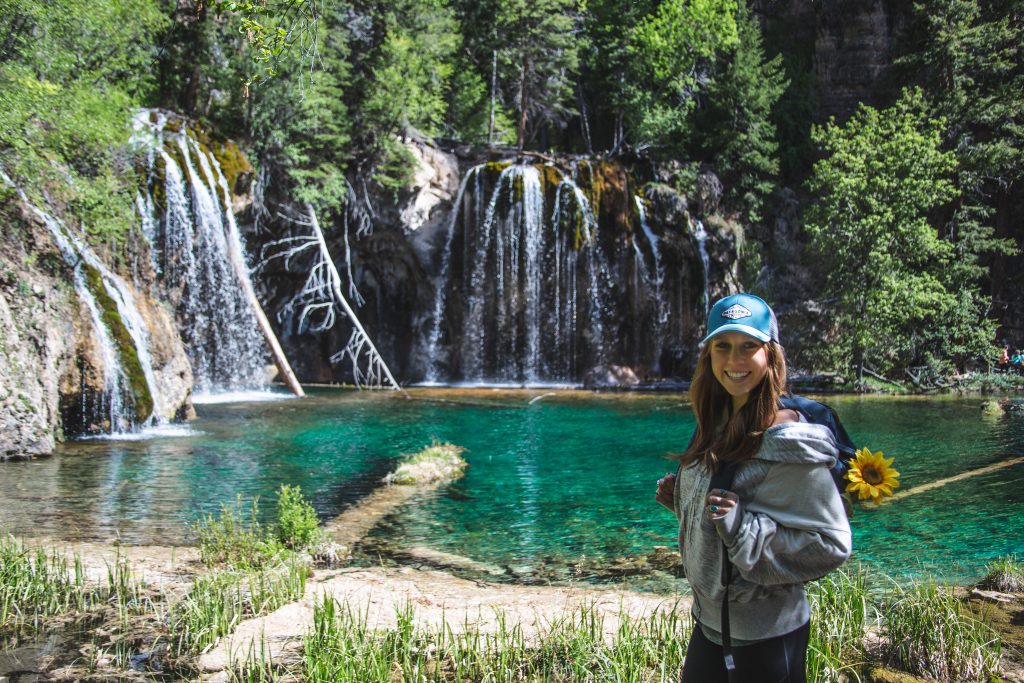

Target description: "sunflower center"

left=862, top=466, right=884, bottom=485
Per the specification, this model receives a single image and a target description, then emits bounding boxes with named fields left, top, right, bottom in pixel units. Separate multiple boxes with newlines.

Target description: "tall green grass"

left=304, top=597, right=690, bottom=682
left=807, top=566, right=872, bottom=682
left=0, top=535, right=150, bottom=640
left=172, top=556, right=308, bottom=655
left=881, top=581, right=1001, bottom=681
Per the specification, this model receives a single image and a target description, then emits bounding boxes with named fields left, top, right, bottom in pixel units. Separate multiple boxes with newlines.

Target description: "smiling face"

left=708, top=331, right=769, bottom=410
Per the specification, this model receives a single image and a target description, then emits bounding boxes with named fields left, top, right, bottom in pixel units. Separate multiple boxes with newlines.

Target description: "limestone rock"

left=399, top=139, right=460, bottom=233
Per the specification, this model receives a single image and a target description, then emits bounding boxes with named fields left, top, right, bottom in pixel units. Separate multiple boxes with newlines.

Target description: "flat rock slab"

left=196, top=565, right=688, bottom=675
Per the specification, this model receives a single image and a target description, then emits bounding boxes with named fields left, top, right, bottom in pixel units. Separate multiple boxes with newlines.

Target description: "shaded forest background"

left=1, top=0, right=1021, bottom=382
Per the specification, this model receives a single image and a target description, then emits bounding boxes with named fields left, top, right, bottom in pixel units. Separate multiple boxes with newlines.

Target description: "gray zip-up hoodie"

left=673, top=422, right=852, bottom=641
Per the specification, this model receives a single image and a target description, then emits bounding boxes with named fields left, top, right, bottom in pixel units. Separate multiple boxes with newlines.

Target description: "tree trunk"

left=306, top=204, right=401, bottom=391
left=223, top=212, right=305, bottom=398
left=517, top=56, right=530, bottom=152
left=488, top=49, right=497, bottom=147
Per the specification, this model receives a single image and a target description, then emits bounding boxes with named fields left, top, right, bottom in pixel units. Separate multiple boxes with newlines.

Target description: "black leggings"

left=679, top=620, right=810, bottom=683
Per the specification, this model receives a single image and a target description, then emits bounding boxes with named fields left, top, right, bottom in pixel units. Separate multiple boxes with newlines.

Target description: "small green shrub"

left=192, top=496, right=282, bottom=569
left=275, top=484, right=321, bottom=550
left=882, top=581, right=1001, bottom=681
left=980, top=555, right=1024, bottom=593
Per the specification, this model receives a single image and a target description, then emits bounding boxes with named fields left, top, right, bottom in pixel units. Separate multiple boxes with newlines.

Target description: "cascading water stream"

left=134, top=112, right=269, bottom=396
left=2, top=171, right=165, bottom=433
left=635, top=196, right=667, bottom=373
left=427, top=161, right=625, bottom=385
left=425, top=159, right=705, bottom=385
left=552, top=176, right=606, bottom=375
left=693, top=219, right=710, bottom=314
left=423, top=165, right=482, bottom=384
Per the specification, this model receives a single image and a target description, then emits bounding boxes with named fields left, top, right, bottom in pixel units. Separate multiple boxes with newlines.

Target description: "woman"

left=655, top=293, right=852, bottom=683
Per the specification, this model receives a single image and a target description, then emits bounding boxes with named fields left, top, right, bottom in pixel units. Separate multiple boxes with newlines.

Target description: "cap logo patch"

left=722, top=304, right=752, bottom=320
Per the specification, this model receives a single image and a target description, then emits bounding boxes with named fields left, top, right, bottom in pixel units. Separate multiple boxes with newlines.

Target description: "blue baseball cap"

left=701, top=293, right=779, bottom=345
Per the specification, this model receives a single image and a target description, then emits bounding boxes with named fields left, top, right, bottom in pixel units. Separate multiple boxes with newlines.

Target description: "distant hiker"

left=1012, top=349, right=1024, bottom=374
left=997, top=345, right=1010, bottom=372
left=655, top=293, right=851, bottom=683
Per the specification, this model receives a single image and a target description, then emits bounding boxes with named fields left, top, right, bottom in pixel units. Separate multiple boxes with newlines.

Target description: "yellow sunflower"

left=846, top=447, right=900, bottom=504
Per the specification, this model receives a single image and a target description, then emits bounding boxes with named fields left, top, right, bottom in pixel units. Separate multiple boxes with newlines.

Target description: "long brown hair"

left=678, top=341, right=788, bottom=472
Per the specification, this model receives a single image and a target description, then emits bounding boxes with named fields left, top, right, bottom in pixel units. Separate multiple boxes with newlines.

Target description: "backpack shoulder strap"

left=780, top=395, right=856, bottom=458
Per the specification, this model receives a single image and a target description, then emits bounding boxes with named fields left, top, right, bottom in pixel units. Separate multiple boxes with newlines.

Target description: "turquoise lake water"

left=0, top=389, right=1021, bottom=587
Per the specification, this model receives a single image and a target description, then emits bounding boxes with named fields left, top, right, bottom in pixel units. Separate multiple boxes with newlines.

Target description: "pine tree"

left=693, top=7, right=787, bottom=224
left=896, top=0, right=1022, bottom=323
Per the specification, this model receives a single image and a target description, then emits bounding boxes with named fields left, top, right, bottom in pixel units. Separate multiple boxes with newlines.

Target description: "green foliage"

left=247, top=0, right=459, bottom=210
left=493, top=0, right=581, bottom=150
left=896, top=0, right=1023, bottom=331
left=805, top=89, right=997, bottom=378
left=625, top=0, right=739, bottom=156
left=0, top=0, right=166, bottom=249
left=275, top=484, right=321, bottom=550
left=193, top=496, right=283, bottom=569
left=212, top=0, right=322, bottom=83
left=693, top=6, right=787, bottom=224
left=443, top=52, right=512, bottom=143
left=195, top=486, right=323, bottom=566
left=577, top=0, right=653, bottom=150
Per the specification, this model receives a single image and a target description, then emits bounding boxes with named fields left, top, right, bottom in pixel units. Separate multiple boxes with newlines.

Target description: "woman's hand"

left=705, top=488, right=739, bottom=519
left=655, top=472, right=676, bottom=510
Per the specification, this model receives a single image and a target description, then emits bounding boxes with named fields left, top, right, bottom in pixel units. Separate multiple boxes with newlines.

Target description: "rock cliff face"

left=757, top=0, right=912, bottom=122
left=0, top=191, right=194, bottom=459
left=252, top=142, right=739, bottom=386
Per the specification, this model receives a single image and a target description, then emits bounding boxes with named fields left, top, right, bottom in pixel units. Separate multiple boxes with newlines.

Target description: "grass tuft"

left=979, top=555, right=1024, bottom=593
left=881, top=581, right=1001, bottom=681
left=808, top=566, right=873, bottom=682
left=303, top=596, right=689, bottom=682
left=384, top=441, right=468, bottom=486
left=171, top=556, right=308, bottom=655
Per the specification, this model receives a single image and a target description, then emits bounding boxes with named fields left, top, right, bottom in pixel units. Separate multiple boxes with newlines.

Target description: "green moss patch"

left=83, top=264, right=153, bottom=423
left=384, top=441, right=468, bottom=486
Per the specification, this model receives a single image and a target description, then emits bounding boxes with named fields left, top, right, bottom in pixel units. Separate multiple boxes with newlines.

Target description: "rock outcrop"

left=0, top=189, right=194, bottom=459
left=756, top=0, right=912, bottom=124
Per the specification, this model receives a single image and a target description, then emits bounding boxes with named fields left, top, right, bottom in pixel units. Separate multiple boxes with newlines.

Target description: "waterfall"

left=552, top=175, right=607, bottom=375
left=427, top=162, right=613, bottom=385
left=424, top=159, right=712, bottom=385
left=693, top=220, right=711, bottom=314
left=134, top=111, right=269, bottom=395
left=460, top=165, right=548, bottom=382
left=423, top=165, right=482, bottom=384
left=635, top=196, right=667, bottom=373
left=2, top=172, right=164, bottom=434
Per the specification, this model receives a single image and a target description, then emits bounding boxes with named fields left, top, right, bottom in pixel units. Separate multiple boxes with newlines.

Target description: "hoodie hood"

left=755, top=422, right=838, bottom=467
